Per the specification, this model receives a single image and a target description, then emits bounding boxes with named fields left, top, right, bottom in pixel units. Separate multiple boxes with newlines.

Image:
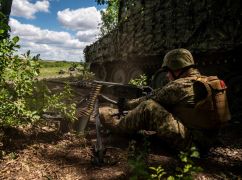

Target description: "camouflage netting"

left=84, top=0, right=242, bottom=64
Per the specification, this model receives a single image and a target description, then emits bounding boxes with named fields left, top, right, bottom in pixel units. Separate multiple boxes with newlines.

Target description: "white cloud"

left=57, top=7, right=101, bottom=31
left=9, top=18, right=95, bottom=61
left=8, top=5, right=102, bottom=61
left=11, top=0, right=49, bottom=19
left=76, top=30, right=99, bottom=42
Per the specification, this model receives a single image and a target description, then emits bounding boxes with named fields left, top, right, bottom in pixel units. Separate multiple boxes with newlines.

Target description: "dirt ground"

left=0, top=80, right=242, bottom=180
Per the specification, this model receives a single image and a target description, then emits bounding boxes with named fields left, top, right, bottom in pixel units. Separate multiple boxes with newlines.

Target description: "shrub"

left=0, top=14, right=77, bottom=131
left=0, top=18, right=40, bottom=126
left=42, top=84, right=77, bottom=122
left=129, top=74, right=147, bottom=86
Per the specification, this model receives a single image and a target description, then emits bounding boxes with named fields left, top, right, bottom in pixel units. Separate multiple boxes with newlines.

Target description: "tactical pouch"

left=174, top=76, right=231, bottom=130
left=196, top=76, right=231, bottom=125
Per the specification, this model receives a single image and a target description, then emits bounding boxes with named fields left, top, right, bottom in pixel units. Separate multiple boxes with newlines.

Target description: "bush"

left=129, top=74, right=147, bottom=86
left=42, top=84, right=77, bottom=122
left=0, top=14, right=77, bottom=131
left=0, top=19, right=40, bottom=126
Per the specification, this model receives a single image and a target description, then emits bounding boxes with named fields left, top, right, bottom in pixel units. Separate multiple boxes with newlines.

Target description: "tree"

left=96, top=0, right=119, bottom=36
left=0, top=0, right=13, bottom=20
left=0, top=0, right=13, bottom=38
left=95, top=0, right=109, bottom=5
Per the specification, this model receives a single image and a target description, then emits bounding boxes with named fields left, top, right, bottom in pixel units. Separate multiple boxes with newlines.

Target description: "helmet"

left=162, top=48, right=195, bottom=71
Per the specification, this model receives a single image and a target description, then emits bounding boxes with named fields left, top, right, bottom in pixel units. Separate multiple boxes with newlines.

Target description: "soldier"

left=99, top=48, right=231, bottom=153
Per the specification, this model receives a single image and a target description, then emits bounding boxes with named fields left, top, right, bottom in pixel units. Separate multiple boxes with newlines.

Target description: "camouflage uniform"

left=100, top=69, right=218, bottom=150
left=100, top=49, right=223, bottom=151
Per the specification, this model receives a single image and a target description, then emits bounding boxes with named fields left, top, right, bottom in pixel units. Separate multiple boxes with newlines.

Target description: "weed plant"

left=149, top=146, right=203, bottom=180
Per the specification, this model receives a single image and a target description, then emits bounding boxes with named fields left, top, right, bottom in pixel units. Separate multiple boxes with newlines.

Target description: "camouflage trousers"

left=99, top=99, right=191, bottom=150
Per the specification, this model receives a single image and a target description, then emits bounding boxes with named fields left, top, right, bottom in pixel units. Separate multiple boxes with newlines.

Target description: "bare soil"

left=0, top=80, right=241, bottom=180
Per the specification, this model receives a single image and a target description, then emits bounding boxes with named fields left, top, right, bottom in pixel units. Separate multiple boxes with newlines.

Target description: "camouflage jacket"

left=126, top=69, right=203, bottom=110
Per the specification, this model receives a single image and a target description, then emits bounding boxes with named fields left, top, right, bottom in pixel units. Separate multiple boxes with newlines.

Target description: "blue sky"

left=9, top=0, right=106, bottom=61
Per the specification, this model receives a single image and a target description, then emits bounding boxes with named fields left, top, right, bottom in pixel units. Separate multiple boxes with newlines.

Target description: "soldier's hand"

left=141, top=86, right=153, bottom=96
left=117, top=97, right=127, bottom=112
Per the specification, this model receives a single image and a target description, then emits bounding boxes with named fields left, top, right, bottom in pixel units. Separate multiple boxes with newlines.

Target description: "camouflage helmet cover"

left=162, top=48, right=195, bottom=71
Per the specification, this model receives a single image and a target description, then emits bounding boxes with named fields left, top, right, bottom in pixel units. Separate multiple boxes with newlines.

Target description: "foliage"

left=0, top=12, right=78, bottom=130
left=95, top=0, right=107, bottom=5
left=42, top=84, right=77, bottom=122
left=129, top=74, right=147, bottom=86
left=129, top=154, right=149, bottom=180
left=79, top=71, right=95, bottom=81
left=0, top=11, right=10, bottom=39
left=128, top=138, right=150, bottom=180
left=149, top=146, right=203, bottom=180
left=77, top=63, right=95, bottom=81
left=0, top=17, right=40, bottom=126
left=9, top=151, right=18, bottom=160
left=171, top=146, right=203, bottom=179
left=96, top=0, right=144, bottom=36
left=71, top=62, right=78, bottom=69
left=27, top=81, right=77, bottom=123
left=149, top=166, right=167, bottom=180
left=97, top=0, right=119, bottom=36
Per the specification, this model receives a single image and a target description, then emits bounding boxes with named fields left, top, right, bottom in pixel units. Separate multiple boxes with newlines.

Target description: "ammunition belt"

left=78, top=83, right=103, bottom=118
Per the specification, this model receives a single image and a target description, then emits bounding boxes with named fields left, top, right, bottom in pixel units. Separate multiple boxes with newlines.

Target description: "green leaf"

left=158, top=172, right=166, bottom=177
left=181, top=156, right=188, bottom=163
left=184, top=164, right=192, bottom=173
left=190, top=151, right=200, bottom=158
left=12, top=36, right=20, bottom=44
left=151, top=174, right=157, bottom=178
left=149, top=167, right=157, bottom=171
left=167, top=176, right=175, bottom=180
left=0, top=29, right=5, bottom=34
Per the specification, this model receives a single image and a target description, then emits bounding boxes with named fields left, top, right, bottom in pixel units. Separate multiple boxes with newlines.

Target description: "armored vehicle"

left=84, top=0, right=242, bottom=119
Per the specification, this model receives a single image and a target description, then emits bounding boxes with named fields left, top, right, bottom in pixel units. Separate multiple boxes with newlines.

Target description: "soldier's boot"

left=99, top=107, right=120, bottom=132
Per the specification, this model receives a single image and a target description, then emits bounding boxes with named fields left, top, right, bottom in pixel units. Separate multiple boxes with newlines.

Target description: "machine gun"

left=47, top=79, right=153, bottom=165
left=77, top=80, right=152, bottom=131
left=79, top=80, right=153, bottom=164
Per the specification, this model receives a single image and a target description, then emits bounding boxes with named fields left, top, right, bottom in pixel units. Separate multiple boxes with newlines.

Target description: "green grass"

left=39, top=67, right=67, bottom=78
left=38, top=60, right=83, bottom=79
left=39, top=60, right=80, bottom=68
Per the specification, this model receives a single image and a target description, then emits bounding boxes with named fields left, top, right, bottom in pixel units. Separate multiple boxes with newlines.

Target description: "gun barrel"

left=46, top=80, right=151, bottom=99
left=94, top=80, right=130, bottom=86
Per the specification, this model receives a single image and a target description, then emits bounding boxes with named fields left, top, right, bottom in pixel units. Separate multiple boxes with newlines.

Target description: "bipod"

left=91, top=98, right=106, bottom=166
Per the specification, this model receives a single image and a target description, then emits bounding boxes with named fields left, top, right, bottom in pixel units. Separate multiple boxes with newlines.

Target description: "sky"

left=9, top=0, right=106, bottom=62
